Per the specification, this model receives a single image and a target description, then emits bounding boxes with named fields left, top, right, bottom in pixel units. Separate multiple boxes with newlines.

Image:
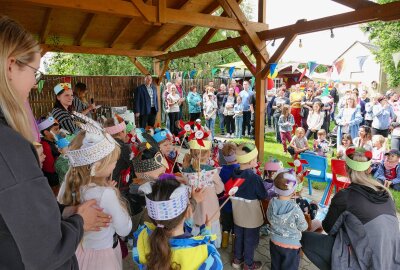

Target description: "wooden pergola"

left=2, top=0, right=400, bottom=160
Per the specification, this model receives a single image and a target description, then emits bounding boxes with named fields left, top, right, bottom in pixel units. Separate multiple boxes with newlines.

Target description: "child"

left=59, top=113, right=132, bottom=270
left=313, top=129, right=329, bottom=157
left=33, top=142, right=46, bottom=169
left=288, top=127, right=309, bottom=158
left=374, top=149, right=400, bottom=190
left=231, top=143, right=267, bottom=270
left=152, top=128, right=178, bottom=174
left=263, top=158, right=283, bottom=199
left=104, top=115, right=133, bottom=192
left=38, top=116, right=61, bottom=194
left=55, top=138, right=70, bottom=185
left=353, top=125, right=373, bottom=151
left=336, top=133, right=353, bottom=160
left=219, top=142, right=240, bottom=248
left=278, top=105, right=294, bottom=153
left=132, top=176, right=223, bottom=270
left=182, top=132, right=224, bottom=248
left=234, top=96, right=244, bottom=139
left=306, top=102, right=324, bottom=139
left=372, top=135, right=386, bottom=165
left=267, top=169, right=308, bottom=270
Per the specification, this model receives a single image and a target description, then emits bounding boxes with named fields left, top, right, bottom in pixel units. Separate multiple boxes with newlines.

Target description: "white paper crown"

left=140, top=182, right=189, bottom=221
left=66, top=112, right=117, bottom=167
left=38, top=116, right=56, bottom=131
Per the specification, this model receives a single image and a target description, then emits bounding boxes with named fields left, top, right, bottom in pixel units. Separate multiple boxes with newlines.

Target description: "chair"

left=299, top=153, right=332, bottom=200
left=322, top=159, right=350, bottom=206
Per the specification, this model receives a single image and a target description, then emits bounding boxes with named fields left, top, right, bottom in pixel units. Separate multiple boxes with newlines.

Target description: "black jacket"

left=323, top=184, right=400, bottom=269
left=0, top=109, right=83, bottom=270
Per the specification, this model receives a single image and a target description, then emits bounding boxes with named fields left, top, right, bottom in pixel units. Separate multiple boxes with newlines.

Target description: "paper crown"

left=236, top=147, right=258, bottom=164
left=139, top=182, right=189, bottom=221
left=66, top=112, right=117, bottom=167
left=56, top=138, right=70, bottom=149
left=264, top=157, right=282, bottom=171
left=104, top=114, right=126, bottom=135
left=153, top=128, right=172, bottom=143
left=345, top=147, right=372, bottom=172
left=189, top=140, right=212, bottom=150
left=54, top=83, right=72, bottom=95
left=37, top=116, right=57, bottom=131
left=272, top=168, right=298, bottom=196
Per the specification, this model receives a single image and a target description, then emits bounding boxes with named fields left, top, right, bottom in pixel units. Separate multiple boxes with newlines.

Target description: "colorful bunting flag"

left=327, top=66, right=333, bottom=78
left=37, top=80, right=45, bottom=93
left=229, top=66, right=235, bottom=78
left=356, top=56, right=368, bottom=71
left=269, top=63, right=278, bottom=79
left=393, top=52, right=400, bottom=70
left=183, top=71, right=188, bottom=79
left=165, top=71, right=171, bottom=81
left=250, top=76, right=255, bottom=87
left=307, top=61, right=319, bottom=76
left=267, top=78, right=274, bottom=90
left=321, top=84, right=330, bottom=97
left=211, top=68, right=220, bottom=77
left=299, top=67, right=307, bottom=81
left=190, top=70, right=197, bottom=79
left=291, top=62, right=300, bottom=74
left=334, top=58, right=345, bottom=75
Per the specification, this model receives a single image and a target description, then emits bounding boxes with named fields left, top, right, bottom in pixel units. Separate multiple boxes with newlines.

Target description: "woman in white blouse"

left=167, top=84, right=182, bottom=135
left=336, top=96, right=363, bottom=145
left=305, top=102, right=324, bottom=139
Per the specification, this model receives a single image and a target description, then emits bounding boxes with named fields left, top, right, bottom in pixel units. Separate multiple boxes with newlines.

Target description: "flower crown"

left=345, top=147, right=372, bottom=172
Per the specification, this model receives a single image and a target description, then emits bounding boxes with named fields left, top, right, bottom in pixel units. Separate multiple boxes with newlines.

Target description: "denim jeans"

left=218, top=111, right=225, bottom=134
left=234, top=225, right=260, bottom=266
left=235, top=116, right=243, bottom=138
left=206, top=117, right=216, bottom=139
left=242, top=111, right=251, bottom=136
left=273, top=114, right=281, bottom=143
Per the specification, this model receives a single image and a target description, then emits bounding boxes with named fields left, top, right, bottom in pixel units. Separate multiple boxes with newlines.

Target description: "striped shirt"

left=51, top=107, right=78, bottom=134
left=73, top=96, right=88, bottom=113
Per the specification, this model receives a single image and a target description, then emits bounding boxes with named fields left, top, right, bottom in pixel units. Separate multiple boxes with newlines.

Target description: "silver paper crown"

left=66, top=112, right=117, bottom=167
left=140, top=182, right=189, bottom=221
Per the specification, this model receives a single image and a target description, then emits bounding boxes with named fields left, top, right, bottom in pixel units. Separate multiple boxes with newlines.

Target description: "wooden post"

left=153, top=59, right=161, bottom=125
left=255, top=0, right=267, bottom=161
left=255, top=56, right=266, bottom=161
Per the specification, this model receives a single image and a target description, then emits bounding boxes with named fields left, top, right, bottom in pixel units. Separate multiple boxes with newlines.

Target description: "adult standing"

left=301, top=147, right=400, bottom=270
left=52, top=82, right=78, bottom=134
left=166, top=84, right=182, bottom=135
left=329, top=83, right=339, bottom=121
left=223, top=87, right=236, bottom=138
left=203, top=92, right=218, bottom=139
left=239, top=81, right=254, bottom=137
left=134, top=74, right=158, bottom=128
left=336, top=96, right=363, bottom=143
left=360, top=89, right=370, bottom=103
left=300, top=87, right=314, bottom=131
left=272, top=87, right=290, bottom=143
left=266, top=87, right=277, bottom=128
left=163, top=82, right=172, bottom=130
left=216, top=84, right=228, bottom=135
left=289, top=84, right=305, bottom=132
left=73, top=82, right=96, bottom=116
left=186, top=85, right=202, bottom=122
left=175, top=77, right=185, bottom=120
left=371, top=95, right=396, bottom=137
left=230, top=79, right=240, bottom=95
left=0, top=16, right=109, bottom=269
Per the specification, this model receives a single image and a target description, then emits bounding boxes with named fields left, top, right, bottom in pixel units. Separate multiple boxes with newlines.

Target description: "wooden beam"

left=39, top=8, right=54, bottom=44
left=129, top=0, right=155, bottom=23
left=158, top=59, right=170, bottom=83
left=219, top=0, right=269, bottom=64
left=75, top=13, right=96, bottom=46
left=109, top=18, right=134, bottom=48
left=258, top=1, right=400, bottom=40
left=158, top=37, right=243, bottom=60
left=331, top=0, right=377, bottom=9
left=258, top=0, right=266, bottom=23
left=254, top=55, right=266, bottom=161
left=197, top=29, right=219, bottom=47
left=158, top=0, right=166, bottom=24
left=233, top=47, right=255, bottom=75
left=129, top=57, right=151, bottom=75
left=41, top=44, right=163, bottom=57
left=157, top=1, right=400, bottom=60
left=135, top=0, right=192, bottom=50
left=259, top=34, right=297, bottom=79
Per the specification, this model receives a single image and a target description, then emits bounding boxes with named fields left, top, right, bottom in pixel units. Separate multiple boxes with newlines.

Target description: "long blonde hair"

left=62, top=131, right=129, bottom=212
left=182, top=149, right=211, bottom=172
left=0, top=16, right=40, bottom=141
left=346, top=151, right=392, bottom=198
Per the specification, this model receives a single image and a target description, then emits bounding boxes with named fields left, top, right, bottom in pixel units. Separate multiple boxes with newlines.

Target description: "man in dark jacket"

left=134, top=74, right=158, bottom=128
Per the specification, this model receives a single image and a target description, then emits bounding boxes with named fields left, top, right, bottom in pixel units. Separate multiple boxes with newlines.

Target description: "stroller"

left=327, top=125, right=338, bottom=148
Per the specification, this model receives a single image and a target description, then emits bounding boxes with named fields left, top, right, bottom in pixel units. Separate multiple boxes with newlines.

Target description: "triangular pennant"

left=183, top=71, right=188, bottom=79
left=229, top=66, right=235, bottom=78
left=393, top=52, right=400, bottom=70
left=356, top=56, right=368, bottom=71
left=269, top=63, right=278, bottom=79
left=327, top=66, right=333, bottom=78
left=190, top=70, right=197, bottom=79
left=321, top=84, right=329, bottom=97
left=211, top=68, right=220, bottom=77
left=334, top=58, right=345, bottom=75
left=307, top=61, right=319, bottom=76
left=165, top=71, right=171, bottom=81
left=291, top=62, right=300, bottom=74
left=299, top=67, right=307, bottom=81
left=250, top=76, right=255, bottom=87
left=37, top=80, right=45, bottom=93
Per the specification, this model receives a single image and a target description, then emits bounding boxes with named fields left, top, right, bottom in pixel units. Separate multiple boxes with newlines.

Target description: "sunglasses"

left=16, top=60, right=44, bottom=84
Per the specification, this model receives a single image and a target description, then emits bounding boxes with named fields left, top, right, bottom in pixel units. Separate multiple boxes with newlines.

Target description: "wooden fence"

left=29, top=75, right=224, bottom=119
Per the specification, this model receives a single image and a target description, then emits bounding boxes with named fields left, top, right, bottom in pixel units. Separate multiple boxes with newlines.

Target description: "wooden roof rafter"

left=109, top=18, right=135, bottom=48
left=39, top=8, right=54, bottom=44
left=157, top=0, right=400, bottom=61
left=75, top=13, right=96, bottom=46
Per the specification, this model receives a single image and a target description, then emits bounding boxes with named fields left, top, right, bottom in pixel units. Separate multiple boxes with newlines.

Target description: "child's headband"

left=236, top=148, right=258, bottom=164
left=272, top=168, right=298, bottom=196
left=345, top=147, right=372, bottom=172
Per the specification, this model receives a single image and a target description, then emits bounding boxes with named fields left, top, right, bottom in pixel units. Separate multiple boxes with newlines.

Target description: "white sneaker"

left=226, top=134, right=230, bottom=138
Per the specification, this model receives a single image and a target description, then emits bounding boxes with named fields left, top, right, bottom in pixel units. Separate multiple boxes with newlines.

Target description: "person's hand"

left=88, top=103, right=96, bottom=110
left=135, top=113, right=140, bottom=117
left=107, top=180, right=117, bottom=187
left=77, top=199, right=111, bottom=232
left=62, top=205, right=78, bottom=219
left=191, top=186, right=205, bottom=203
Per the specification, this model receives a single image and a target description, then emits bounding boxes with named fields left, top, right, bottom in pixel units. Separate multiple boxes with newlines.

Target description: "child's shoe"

left=231, top=258, right=244, bottom=269
left=244, top=261, right=263, bottom=270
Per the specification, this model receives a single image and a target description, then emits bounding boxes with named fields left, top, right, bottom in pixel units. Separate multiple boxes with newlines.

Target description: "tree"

left=362, top=0, right=400, bottom=87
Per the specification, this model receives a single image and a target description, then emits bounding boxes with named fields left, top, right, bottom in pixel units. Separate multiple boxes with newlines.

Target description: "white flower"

left=195, top=130, right=204, bottom=139
left=294, top=159, right=301, bottom=167
left=184, top=124, right=191, bottom=132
